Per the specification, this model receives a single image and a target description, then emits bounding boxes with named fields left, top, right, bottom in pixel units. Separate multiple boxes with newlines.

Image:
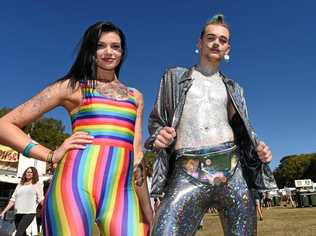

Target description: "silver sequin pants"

left=151, top=162, right=257, bottom=236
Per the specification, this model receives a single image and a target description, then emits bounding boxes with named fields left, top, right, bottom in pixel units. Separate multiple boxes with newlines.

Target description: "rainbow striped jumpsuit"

left=43, top=85, right=148, bottom=236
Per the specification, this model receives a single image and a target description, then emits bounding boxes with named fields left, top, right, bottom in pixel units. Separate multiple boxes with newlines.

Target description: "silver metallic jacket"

left=145, top=66, right=277, bottom=197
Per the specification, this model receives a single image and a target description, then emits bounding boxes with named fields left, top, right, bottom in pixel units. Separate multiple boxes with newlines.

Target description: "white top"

left=10, top=182, right=44, bottom=214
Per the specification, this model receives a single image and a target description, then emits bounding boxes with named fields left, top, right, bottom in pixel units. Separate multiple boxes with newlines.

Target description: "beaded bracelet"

left=46, top=151, right=54, bottom=163
left=22, top=140, right=38, bottom=157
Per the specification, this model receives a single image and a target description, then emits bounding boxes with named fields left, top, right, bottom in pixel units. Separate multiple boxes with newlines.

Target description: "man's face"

left=198, top=24, right=230, bottom=62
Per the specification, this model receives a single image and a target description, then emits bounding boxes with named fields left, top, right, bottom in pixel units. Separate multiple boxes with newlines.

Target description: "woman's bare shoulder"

left=56, top=78, right=83, bottom=112
left=129, top=87, right=143, bottom=107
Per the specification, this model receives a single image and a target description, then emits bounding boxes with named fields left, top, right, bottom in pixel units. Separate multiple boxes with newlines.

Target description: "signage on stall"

left=0, top=144, right=19, bottom=162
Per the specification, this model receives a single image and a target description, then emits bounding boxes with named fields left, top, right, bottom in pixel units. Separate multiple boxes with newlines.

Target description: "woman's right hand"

left=52, top=131, right=94, bottom=164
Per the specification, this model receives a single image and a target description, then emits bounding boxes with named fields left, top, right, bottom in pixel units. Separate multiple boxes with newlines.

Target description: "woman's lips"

left=102, top=58, right=115, bottom=63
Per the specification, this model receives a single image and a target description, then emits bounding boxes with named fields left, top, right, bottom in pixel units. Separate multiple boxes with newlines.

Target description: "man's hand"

left=256, top=141, right=272, bottom=163
left=153, top=127, right=176, bottom=149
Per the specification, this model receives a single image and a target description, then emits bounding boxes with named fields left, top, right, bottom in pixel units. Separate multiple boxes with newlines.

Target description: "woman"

left=0, top=167, right=44, bottom=236
left=0, top=21, right=152, bottom=236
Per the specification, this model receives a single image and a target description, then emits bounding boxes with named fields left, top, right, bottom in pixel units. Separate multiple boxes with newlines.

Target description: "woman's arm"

left=0, top=81, right=66, bottom=161
left=133, top=89, right=153, bottom=226
left=36, top=182, right=45, bottom=206
left=133, top=89, right=144, bottom=165
left=0, top=80, right=93, bottom=163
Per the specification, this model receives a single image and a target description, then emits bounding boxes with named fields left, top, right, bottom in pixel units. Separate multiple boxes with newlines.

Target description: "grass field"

left=196, top=207, right=316, bottom=236
left=89, top=206, right=316, bottom=236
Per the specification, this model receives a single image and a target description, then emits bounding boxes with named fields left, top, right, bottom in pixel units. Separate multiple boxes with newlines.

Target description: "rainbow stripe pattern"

left=43, top=86, right=148, bottom=236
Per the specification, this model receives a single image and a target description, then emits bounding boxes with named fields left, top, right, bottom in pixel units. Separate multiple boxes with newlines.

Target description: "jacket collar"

left=220, top=71, right=235, bottom=87
left=179, top=65, right=232, bottom=85
left=178, top=66, right=194, bottom=84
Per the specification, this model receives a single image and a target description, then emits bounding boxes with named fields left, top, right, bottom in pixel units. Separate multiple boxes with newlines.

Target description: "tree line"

left=273, top=153, right=316, bottom=188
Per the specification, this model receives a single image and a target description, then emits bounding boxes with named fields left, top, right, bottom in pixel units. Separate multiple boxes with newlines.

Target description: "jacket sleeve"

left=235, top=83, right=277, bottom=190
left=144, top=70, right=173, bottom=197
left=144, top=70, right=171, bottom=150
left=238, top=85, right=260, bottom=147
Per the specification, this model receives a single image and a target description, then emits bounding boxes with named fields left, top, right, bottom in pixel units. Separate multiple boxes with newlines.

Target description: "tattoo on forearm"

left=29, top=87, right=54, bottom=113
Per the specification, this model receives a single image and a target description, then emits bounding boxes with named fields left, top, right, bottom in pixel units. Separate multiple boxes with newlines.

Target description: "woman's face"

left=96, top=32, right=122, bottom=72
left=25, top=168, right=33, bottom=181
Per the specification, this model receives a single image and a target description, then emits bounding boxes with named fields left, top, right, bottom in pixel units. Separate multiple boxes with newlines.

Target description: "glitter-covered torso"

left=175, top=69, right=234, bottom=150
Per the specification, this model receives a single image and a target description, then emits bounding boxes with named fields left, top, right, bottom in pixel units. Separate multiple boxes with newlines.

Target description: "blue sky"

left=0, top=0, right=315, bottom=169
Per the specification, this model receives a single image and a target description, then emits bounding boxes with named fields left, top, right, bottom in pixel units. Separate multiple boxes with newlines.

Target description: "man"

left=145, top=14, right=276, bottom=235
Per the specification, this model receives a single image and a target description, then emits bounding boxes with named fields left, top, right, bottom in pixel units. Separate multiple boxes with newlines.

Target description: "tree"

left=273, top=153, right=316, bottom=188
left=303, top=158, right=316, bottom=182
left=0, top=107, right=11, bottom=117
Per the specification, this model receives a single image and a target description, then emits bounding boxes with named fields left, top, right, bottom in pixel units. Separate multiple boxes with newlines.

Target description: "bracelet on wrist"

left=47, top=151, right=54, bottom=164
left=22, top=140, right=38, bottom=157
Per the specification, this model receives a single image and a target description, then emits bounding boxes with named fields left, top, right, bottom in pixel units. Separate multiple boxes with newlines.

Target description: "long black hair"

left=60, top=21, right=126, bottom=88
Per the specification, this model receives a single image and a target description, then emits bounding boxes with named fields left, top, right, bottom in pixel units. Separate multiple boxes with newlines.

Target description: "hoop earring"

left=224, top=54, right=230, bottom=61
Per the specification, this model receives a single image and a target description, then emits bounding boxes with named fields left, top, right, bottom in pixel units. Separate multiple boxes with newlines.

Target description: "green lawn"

left=62, top=206, right=316, bottom=236
left=196, top=207, right=316, bottom=236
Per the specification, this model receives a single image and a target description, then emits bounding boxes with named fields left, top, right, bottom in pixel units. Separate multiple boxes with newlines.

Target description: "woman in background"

left=0, top=167, right=44, bottom=236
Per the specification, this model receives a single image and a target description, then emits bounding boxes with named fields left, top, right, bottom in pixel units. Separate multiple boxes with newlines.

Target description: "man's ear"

left=225, top=44, right=231, bottom=55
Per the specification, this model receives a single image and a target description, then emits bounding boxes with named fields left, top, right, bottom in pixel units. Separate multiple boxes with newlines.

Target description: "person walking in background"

left=145, top=14, right=276, bottom=235
left=252, top=189, right=264, bottom=221
left=285, top=187, right=296, bottom=208
left=0, top=167, right=44, bottom=236
left=264, top=191, right=273, bottom=209
left=0, top=21, right=152, bottom=236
